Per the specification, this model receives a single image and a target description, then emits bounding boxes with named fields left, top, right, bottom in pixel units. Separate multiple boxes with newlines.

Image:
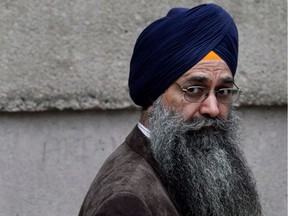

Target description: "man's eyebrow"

left=184, top=76, right=209, bottom=83
left=182, top=75, right=234, bottom=85
left=220, top=77, right=234, bottom=84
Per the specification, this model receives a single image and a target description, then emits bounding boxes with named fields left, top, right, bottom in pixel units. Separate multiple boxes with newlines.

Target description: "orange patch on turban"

left=202, top=51, right=222, bottom=60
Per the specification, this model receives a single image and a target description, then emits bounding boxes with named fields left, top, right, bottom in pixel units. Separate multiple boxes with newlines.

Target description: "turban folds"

left=129, top=3, right=238, bottom=108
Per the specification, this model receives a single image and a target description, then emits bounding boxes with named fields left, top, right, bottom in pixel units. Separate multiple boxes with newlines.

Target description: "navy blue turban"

left=129, top=3, right=238, bottom=108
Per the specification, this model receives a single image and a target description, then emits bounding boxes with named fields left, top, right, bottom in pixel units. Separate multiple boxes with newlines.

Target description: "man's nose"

left=199, top=93, right=220, bottom=118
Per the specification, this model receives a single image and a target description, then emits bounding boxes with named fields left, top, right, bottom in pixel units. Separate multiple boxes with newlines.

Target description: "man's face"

left=147, top=61, right=262, bottom=215
left=161, top=60, right=233, bottom=120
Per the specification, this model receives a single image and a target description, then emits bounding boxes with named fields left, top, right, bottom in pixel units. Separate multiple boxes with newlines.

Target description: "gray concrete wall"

left=0, top=0, right=286, bottom=111
left=0, top=107, right=286, bottom=216
left=0, top=0, right=287, bottom=216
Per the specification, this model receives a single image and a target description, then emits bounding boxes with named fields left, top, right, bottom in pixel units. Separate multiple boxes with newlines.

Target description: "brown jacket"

left=78, top=126, right=179, bottom=216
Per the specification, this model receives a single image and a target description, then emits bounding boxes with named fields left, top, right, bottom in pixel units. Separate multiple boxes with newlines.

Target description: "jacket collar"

left=125, top=126, right=160, bottom=173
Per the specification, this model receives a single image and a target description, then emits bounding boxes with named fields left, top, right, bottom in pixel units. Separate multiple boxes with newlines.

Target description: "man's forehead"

left=179, top=60, right=233, bottom=83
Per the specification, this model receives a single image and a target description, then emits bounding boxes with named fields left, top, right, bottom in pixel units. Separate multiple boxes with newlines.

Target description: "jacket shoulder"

left=79, top=128, right=179, bottom=216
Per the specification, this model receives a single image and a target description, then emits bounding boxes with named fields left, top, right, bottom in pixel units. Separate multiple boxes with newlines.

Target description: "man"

left=79, top=3, right=262, bottom=216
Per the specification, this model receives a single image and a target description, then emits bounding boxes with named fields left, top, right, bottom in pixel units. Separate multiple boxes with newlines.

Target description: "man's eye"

left=187, top=86, right=205, bottom=94
left=218, top=89, right=231, bottom=96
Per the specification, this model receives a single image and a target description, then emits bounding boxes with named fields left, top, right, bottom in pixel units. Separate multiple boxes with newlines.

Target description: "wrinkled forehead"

left=178, top=60, right=233, bottom=85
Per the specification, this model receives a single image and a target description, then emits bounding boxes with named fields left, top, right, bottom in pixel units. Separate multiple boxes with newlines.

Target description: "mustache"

left=180, top=115, right=237, bottom=132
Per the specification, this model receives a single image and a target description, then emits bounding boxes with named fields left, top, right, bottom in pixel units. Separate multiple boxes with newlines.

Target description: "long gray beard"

left=149, top=98, right=262, bottom=216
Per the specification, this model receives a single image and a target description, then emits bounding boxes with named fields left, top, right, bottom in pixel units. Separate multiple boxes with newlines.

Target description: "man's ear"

left=140, top=106, right=153, bottom=128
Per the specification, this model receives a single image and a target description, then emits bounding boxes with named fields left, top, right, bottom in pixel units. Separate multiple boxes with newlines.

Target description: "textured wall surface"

left=0, top=0, right=287, bottom=111
left=0, top=1, right=287, bottom=216
left=0, top=107, right=286, bottom=216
